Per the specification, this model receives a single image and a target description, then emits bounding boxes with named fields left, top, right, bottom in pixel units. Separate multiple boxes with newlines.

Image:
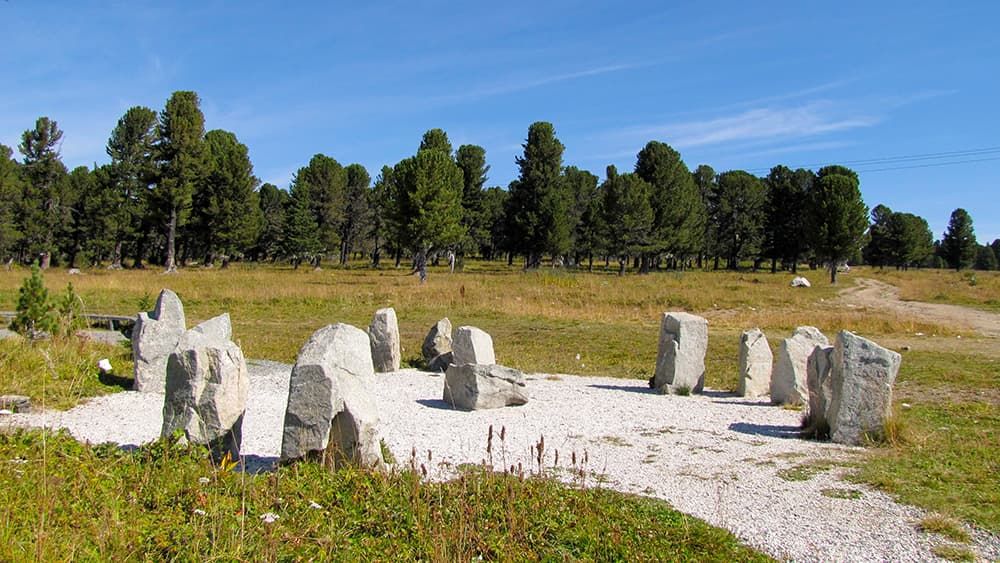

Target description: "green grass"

left=918, top=514, right=971, bottom=543
left=0, top=338, right=134, bottom=410
left=0, top=430, right=770, bottom=561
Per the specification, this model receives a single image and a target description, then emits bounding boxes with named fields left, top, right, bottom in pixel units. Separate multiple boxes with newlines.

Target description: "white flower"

left=260, top=512, right=279, bottom=524
left=97, top=358, right=113, bottom=374
left=193, top=509, right=206, bottom=516
left=575, top=353, right=581, bottom=361
left=309, top=501, right=322, bottom=510
left=198, top=477, right=210, bottom=485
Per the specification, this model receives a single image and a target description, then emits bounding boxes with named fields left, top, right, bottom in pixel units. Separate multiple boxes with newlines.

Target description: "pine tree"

left=692, top=164, right=718, bottom=268
left=505, top=122, right=568, bottom=268
left=456, top=144, right=489, bottom=258
left=283, top=189, right=320, bottom=268
left=10, top=263, right=56, bottom=339
left=974, top=244, right=997, bottom=271
left=941, top=208, right=977, bottom=270
left=106, top=106, right=157, bottom=268
left=290, top=154, right=347, bottom=266
left=0, top=144, right=24, bottom=262
left=601, top=166, right=654, bottom=275
left=392, top=147, right=465, bottom=258
left=153, top=92, right=208, bottom=271
left=18, top=117, right=69, bottom=269
left=254, top=183, right=288, bottom=261
left=634, top=141, right=704, bottom=269
left=339, top=164, right=371, bottom=264
left=563, top=166, right=599, bottom=264
left=715, top=170, right=766, bottom=270
left=763, top=166, right=812, bottom=272
left=808, top=166, right=868, bottom=283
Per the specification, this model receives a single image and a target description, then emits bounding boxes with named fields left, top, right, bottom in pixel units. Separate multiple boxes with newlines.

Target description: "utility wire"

left=745, top=145, right=1000, bottom=173
left=854, top=155, right=1000, bottom=173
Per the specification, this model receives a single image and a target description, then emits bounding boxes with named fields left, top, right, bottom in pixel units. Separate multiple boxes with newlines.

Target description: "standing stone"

left=452, top=326, right=496, bottom=366
left=280, top=324, right=387, bottom=471
left=191, top=312, right=232, bottom=342
left=652, top=312, right=708, bottom=395
left=422, top=318, right=453, bottom=360
left=770, top=326, right=829, bottom=406
left=443, top=363, right=529, bottom=410
left=826, top=331, right=901, bottom=446
left=369, top=308, right=401, bottom=373
left=132, top=289, right=187, bottom=393
left=161, top=317, right=249, bottom=462
left=804, top=345, right=835, bottom=437
left=737, top=328, right=772, bottom=398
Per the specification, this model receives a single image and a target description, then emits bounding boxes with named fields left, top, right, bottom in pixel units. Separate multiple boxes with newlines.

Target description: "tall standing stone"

left=737, top=328, right=772, bottom=398
left=804, top=345, right=835, bottom=437
left=132, top=289, right=187, bottom=393
left=452, top=326, right=496, bottom=366
left=770, top=326, right=829, bottom=406
left=652, top=312, right=708, bottom=395
left=369, top=307, right=401, bottom=373
left=826, top=331, right=901, bottom=446
left=161, top=315, right=249, bottom=462
left=281, top=324, right=387, bottom=471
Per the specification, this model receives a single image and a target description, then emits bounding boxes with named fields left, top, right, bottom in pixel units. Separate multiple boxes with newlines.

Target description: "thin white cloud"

left=616, top=102, right=879, bottom=149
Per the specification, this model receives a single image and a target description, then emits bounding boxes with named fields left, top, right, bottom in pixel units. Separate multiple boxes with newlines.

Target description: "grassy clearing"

left=0, top=338, right=134, bottom=410
left=0, top=430, right=769, bottom=561
left=867, top=267, right=1000, bottom=313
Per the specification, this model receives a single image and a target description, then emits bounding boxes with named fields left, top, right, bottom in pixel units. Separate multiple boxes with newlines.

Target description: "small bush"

left=674, top=385, right=691, bottom=396
left=10, top=263, right=56, bottom=339
left=55, top=282, right=87, bottom=338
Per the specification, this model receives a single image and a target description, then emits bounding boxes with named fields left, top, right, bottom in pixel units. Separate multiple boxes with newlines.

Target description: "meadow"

left=0, top=262, right=996, bottom=558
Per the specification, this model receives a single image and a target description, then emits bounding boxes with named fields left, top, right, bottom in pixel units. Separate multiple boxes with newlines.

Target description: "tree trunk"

left=618, top=257, right=626, bottom=276
left=830, top=263, right=837, bottom=284
left=588, top=253, right=593, bottom=272
left=165, top=207, right=178, bottom=272
left=770, top=258, right=777, bottom=273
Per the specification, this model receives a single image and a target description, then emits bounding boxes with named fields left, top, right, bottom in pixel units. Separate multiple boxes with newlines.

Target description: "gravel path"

left=5, top=360, right=998, bottom=562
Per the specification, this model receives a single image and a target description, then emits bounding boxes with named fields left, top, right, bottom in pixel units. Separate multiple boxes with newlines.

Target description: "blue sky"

left=2, top=1, right=998, bottom=241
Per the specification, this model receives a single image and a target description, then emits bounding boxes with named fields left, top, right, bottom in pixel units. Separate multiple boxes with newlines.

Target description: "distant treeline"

left=0, top=90, right=996, bottom=280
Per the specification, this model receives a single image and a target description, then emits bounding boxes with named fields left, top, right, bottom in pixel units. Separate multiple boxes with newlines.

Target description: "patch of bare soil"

left=838, top=278, right=1000, bottom=338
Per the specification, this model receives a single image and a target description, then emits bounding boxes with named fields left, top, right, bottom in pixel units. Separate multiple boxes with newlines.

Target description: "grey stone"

left=0, top=395, right=31, bottom=413
left=76, top=329, right=129, bottom=346
left=452, top=326, right=496, bottom=366
left=737, top=328, right=772, bottom=398
left=770, top=326, right=829, bottom=406
left=804, top=345, right=835, bottom=437
left=132, top=289, right=187, bottom=393
left=443, top=363, right=529, bottom=410
left=280, top=324, right=387, bottom=471
left=0, top=328, right=24, bottom=342
left=827, top=331, right=901, bottom=446
left=369, top=307, right=401, bottom=373
left=652, top=312, right=708, bottom=395
left=191, top=313, right=232, bottom=343
left=421, top=318, right=452, bottom=361
left=427, top=351, right=453, bottom=373
left=790, top=276, right=811, bottom=288
left=161, top=326, right=249, bottom=462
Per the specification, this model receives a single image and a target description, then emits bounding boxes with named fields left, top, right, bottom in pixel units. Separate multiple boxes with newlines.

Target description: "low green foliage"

left=931, top=544, right=975, bottom=562
left=918, top=514, right=971, bottom=543
left=0, top=430, right=770, bottom=561
left=0, top=338, right=134, bottom=410
left=10, top=263, right=56, bottom=339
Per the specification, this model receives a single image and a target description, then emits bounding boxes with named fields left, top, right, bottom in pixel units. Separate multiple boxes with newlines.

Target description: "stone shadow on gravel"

left=416, top=398, right=456, bottom=410
left=728, top=422, right=802, bottom=439
left=587, top=384, right=655, bottom=394
left=712, top=399, right=775, bottom=408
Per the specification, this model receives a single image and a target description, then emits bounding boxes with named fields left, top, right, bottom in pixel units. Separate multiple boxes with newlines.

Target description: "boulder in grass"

left=281, top=324, right=387, bottom=471
left=737, top=328, right=772, bottom=398
left=790, top=276, right=811, bottom=288
left=421, top=318, right=453, bottom=362
left=652, top=312, right=708, bottom=395
left=161, top=318, right=249, bottom=462
left=826, top=331, right=901, bottom=446
left=770, top=326, right=828, bottom=406
left=369, top=307, right=401, bottom=373
left=452, top=326, right=496, bottom=366
left=443, top=363, right=529, bottom=410
left=132, top=289, right=187, bottom=393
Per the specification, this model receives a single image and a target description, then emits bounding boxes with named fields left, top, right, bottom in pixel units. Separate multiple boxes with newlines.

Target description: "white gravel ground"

left=5, top=360, right=998, bottom=562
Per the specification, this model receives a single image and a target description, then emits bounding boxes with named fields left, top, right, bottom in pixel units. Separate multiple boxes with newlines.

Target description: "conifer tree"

left=106, top=106, right=157, bottom=268
left=18, top=117, right=69, bottom=269
left=941, top=208, right=978, bottom=271
left=505, top=122, right=568, bottom=268
left=0, top=144, right=24, bottom=262
left=10, top=263, right=56, bottom=339
left=808, top=166, right=868, bottom=283
left=634, top=141, right=704, bottom=269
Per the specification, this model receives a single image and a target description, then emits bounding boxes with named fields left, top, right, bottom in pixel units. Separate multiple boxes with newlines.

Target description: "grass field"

left=0, top=262, right=997, bottom=553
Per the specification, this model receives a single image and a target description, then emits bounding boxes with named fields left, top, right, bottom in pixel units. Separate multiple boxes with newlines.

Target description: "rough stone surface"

left=770, top=326, right=829, bottom=406
left=790, top=276, right=811, bottom=288
left=443, top=363, right=529, bottom=410
left=0, top=328, right=23, bottom=342
left=0, top=395, right=31, bottom=413
left=191, top=313, right=232, bottom=342
left=827, top=331, right=901, bottom=446
left=421, top=318, right=453, bottom=361
left=737, top=328, right=772, bottom=398
left=427, top=352, right=453, bottom=373
left=452, top=326, right=496, bottom=366
left=77, top=329, right=129, bottom=346
left=804, top=345, right=835, bottom=436
left=132, top=289, right=187, bottom=393
left=369, top=307, right=401, bottom=373
left=652, top=312, right=708, bottom=394
left=280, top=324, right=386, bottom=470
left=161, top=324, right=249, bottom=461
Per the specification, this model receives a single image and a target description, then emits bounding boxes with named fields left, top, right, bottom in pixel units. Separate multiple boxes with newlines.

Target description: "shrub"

left=55, top=282, right=87, bottom=337
left=10, top=263, right=56, bottom=340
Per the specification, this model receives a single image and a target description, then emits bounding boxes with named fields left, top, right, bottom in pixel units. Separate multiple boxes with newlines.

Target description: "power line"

left=745, top=145, right=1000, bottom=173
left=854, top=155, right=1000, bottom=173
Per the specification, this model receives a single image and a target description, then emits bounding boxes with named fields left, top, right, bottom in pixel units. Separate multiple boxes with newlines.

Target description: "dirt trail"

left=838, top=278, right=1000, bottom=337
